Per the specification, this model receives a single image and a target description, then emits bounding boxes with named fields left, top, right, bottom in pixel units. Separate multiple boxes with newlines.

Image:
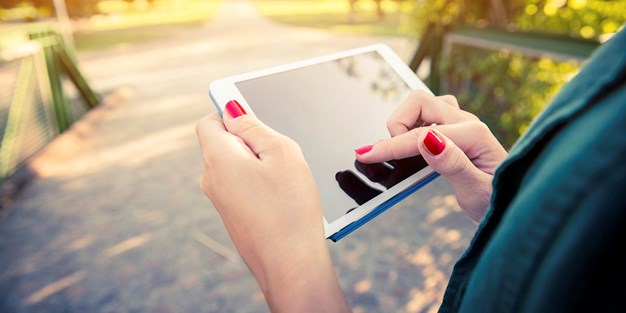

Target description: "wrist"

left=254, top=235, right=349, bottom=312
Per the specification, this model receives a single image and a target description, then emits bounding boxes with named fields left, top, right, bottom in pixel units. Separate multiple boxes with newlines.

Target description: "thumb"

left=418, top=128, right=491, bottom=221
left=419, top=129, right=471, bottom=177
left=222, top=100, right=290, bottom=159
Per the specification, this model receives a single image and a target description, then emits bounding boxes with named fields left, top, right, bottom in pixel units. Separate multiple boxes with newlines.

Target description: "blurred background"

left=0, top=0, right=624, bottom=312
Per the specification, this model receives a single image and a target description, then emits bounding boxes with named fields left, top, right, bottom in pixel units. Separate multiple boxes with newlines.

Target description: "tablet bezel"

left=209, top=44, right=436, bottom=240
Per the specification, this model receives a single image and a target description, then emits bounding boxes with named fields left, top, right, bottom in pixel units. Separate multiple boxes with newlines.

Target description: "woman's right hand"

left=355, top=90, right=508, bottom=222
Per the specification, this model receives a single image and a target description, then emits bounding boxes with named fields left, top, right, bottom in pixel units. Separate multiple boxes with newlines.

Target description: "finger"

left=196, top=112, right=255, bottom=165
left=195, top=112, right=232, bottom=155
left=354, top=160, right=393, bottom=186
left=382, top=156, right=429, bottom=186
left=417, top=128, right=492, bottom=221
left=356, top=127, right=427, bottom=163
left=418, top=128, right=482, bottom=180
left=387, top=90, right=477, bottom=137
left=222, top=100, right=297, bottom=160
left=427, top=122, right=507, bottom=173
left=437, top=94, right=460, bottom=108
left=357, top=122, right=503, bottom=168
left=195, top=112, right=224, bottom=140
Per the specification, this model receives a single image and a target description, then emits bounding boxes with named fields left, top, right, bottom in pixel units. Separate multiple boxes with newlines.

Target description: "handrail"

left=409, top=24, right=600, bottom=94
left=0, top=25, right=99, bottom=181
left=444, top=28, right=599, bottom=62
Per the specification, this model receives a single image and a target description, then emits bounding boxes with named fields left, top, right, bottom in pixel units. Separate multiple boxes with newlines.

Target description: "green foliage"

left=515, top=0, right=626, bottom=40
left=0, top=2, right=51, bottom=21
left=64, top=0, right=100, bottom=18
left=425, top=0, right=624, bottom=147
left=0, top=0, right=99, bottom=19
left=411, top=0, right=625, bottom=38
left=443, top=45, right=578, bottom=148
left=253, top=0, right=418, bottom=37
left=410, top=0, right=524, bottom=33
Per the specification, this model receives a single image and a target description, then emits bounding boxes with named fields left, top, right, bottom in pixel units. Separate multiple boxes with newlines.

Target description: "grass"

left=87, top=0, right=221, bottom=31
left=3, top=0, right=418, bottom=52
left=252, top=0, right=419, bottom=37
left=73, top=0, right=222, bottom=51
left=74, top=27, right=172, bottom=51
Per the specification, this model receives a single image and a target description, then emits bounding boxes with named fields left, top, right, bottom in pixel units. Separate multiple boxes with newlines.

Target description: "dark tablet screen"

left=235, top=51, right=427, bottom=222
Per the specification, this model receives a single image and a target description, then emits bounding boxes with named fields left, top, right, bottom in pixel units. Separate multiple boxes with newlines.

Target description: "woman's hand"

left=196, top=100, right=349, bottom=312
left=355, top=91, right=508, bottom=222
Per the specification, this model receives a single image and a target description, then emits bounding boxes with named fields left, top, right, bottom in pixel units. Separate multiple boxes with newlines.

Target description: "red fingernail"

left=225, top=100, right=246, bottom=119
left=355, top=145, right=373, bottom=155
left=424, top=130, right=445, bottom=155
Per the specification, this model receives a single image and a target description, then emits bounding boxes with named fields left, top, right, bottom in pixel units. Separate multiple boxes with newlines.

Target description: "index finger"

left=356, top=122, right=501, bottom=165
left=387, top=90, right=477, bottom=137
left=196, top=112, right=225, bottom=148
left=196, top=112, right=255, bottom=163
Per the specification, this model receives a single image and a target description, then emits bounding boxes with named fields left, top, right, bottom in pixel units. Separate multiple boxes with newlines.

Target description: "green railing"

left=407, top=18, right=602, bottom=147
left=0, top=24, right=99, bottom=181
left=409, top=24, right=600, bottom=95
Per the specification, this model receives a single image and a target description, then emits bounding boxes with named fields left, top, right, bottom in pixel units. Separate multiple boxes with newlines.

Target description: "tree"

left=62, top=0, right=99, bottom=18
left=0, top=0, right=100, bottom=18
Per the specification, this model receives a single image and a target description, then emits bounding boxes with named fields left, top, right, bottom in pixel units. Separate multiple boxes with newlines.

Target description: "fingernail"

left=424, top=130, right=445, bottom=155
left=355, top=145, right=373, bottom=155
left=225, top=100, right=246, bottom=119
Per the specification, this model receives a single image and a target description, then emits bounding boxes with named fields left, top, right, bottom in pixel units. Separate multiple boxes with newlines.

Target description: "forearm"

left=253, top=237, right=350, bottom=312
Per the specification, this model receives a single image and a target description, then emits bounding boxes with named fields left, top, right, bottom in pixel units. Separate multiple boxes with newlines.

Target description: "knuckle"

left=386, top=120, right=405, bottom=135
left=195, top=121, right=203, bottom=137
left=386, top=119, right=396, bottom=131
left=388, top=138, right=402, bottom=160
left=386, top=130, right=419, bottom=160
left=467, top=120, right=491, bottom=135
left=195, top=116, right=211, bottom=136
left=409, top=89, right=431, bottom=102
left=199, top=174, right=212, bottom=197
left=267, top=134, right=300, bottom=155
left=440, top=94, right=459, bottom=106
left=263, top=135, right=284, bottom=150
left=201, top=147, right=223, bottom=170
left=377, top=138, right=395, bottom=160
left=460, top=110, right=480, bottom=122
left=409, top=128, right=422, bottom=149
left=279, top=135, right=299, bottom=152
left=443, top=149, right=470, bottom=180
left=236, top=117, right=261, bottom=134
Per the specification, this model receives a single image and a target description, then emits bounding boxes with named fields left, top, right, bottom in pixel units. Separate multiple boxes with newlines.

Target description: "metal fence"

left=407, top=23, right=601, bottom=148
left=0, top=24, right=99, bottom=181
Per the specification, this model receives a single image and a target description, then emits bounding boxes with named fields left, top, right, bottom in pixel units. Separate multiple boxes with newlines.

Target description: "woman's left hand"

left=196, top=100, right=349, bottom=312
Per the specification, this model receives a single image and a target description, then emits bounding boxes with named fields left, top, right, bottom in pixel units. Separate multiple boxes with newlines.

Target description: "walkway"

left=0, top=1, right=477, bottom=312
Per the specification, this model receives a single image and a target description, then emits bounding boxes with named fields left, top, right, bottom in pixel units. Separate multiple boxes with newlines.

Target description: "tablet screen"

left=235, top=51, right=427, bottom=223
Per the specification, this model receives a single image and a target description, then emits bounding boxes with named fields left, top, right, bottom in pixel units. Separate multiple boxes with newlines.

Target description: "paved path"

left=0, top=1, right=477, bottom=312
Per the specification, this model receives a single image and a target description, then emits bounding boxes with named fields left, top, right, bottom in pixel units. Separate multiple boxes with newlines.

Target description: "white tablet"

left=209, top=44, right=439, bottom=242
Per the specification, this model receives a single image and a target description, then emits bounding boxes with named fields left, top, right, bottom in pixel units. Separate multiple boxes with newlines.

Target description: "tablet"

left=209, top=44, right=439, bottom=242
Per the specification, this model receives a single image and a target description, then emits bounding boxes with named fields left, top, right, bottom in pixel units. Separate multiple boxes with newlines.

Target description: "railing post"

left=0, top=24, right=100, bottom=182
left=0, top=58, right=35, bottom=179
left=54, top=41, right=100, bottom=108
left=429, top=26, right=444, bottom=95
left=30, top=30, right=72, bottom=133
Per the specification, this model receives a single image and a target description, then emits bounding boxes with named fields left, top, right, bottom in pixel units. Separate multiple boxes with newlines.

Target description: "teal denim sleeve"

left=439, top=28, right=626, bottom=313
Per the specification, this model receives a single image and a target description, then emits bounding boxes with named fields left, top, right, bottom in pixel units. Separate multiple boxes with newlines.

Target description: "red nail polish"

left=225, top=100, right=246, bottom=119
left=424, top=130, right=445, bottom=155
left=355, top=145, right=373, bottom=155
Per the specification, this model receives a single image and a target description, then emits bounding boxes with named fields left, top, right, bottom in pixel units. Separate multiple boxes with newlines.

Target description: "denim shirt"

left=439, top=28, right=626, bottom=313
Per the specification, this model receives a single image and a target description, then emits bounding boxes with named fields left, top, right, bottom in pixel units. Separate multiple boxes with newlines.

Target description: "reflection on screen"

left=236, top=51, right=427, bottom=222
